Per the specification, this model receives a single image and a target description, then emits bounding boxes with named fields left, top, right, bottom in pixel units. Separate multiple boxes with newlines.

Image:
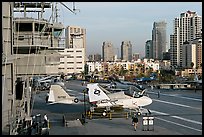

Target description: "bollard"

left=88, top=111, right=90, bottom=118
left=48, top=120, right=50, bottom=129
left=126, top=112, right=129, bottom=119
left=90, top=112, right=92, bottom=120
left=109, top=113, right=112, bottom=120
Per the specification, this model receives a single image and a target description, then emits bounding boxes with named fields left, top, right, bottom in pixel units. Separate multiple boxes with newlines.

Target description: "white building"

left=182, top=38, right=202, bottom=68
left=86, top=61, right=102, bottom=73
left=66, top=26, right=86, bottom=49
left=86, top=59, right=164, bottom=74
left=170, top=10, right=202, bottom=67
left=58, top=48, right=86, bottom=75
left=61, top=26, right=86, bottom=74
left=144, top=59, right=160, bottom=71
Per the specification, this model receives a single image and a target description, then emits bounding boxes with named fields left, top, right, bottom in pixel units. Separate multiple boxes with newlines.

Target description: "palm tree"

left=119, top=66, right=128, bottom=76
left=80, top=71, right=85, bottom=80
left=191, top=62, right=194, bottom=68
left=93, top=69, right=98, bottom=74
left=108, top=69, right=114, bottom=75
left=99, top=70, right=104, bottom=77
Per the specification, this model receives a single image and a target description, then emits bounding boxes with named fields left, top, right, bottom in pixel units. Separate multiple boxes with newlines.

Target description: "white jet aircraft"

left=87, top=83, right=152, bottom=112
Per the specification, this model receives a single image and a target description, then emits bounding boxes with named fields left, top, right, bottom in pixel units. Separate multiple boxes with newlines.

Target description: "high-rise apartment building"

left=182, top=39, right=202, bottom=68
left=121, top=41, right=132, bottom=61
left=170, top=10, right=202, bottom=67
left=132, top=53, right=140, bottom=61
left=152, top=21, right=167, bottom=60
left=102, top=41, right=114, bottom=62
left=145, top=40, right=153, bottom=59
left=88, top=54, right=102, bottom=62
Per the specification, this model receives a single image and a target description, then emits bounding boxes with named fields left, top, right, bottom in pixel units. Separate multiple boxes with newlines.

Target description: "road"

left=31, top=80, right=202, bottom=135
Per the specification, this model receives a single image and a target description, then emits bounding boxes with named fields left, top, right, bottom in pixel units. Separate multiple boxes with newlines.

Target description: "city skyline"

left=15, top=2, right=202, bottom=58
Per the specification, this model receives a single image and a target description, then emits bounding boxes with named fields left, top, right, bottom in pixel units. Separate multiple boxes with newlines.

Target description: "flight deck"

left=31, top=80, right=202, bottom=135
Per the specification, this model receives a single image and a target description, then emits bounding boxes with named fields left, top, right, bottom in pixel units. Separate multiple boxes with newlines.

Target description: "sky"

left=15, top=2, right=202, bottom=58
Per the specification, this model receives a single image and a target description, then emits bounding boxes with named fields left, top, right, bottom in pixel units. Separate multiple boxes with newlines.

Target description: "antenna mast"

left=55, top=2, right=60, bottom=23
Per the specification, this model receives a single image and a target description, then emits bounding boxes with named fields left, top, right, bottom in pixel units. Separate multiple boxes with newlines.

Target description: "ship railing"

left=13, top=33, right=66, bottom=47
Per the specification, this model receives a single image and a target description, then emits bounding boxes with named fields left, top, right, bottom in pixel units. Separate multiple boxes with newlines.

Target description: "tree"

left=191, top=62, right=194, bottom=68
left=119, top=66, right=128, bottom=76
left=84, top=64, right=89, bottom=75
left=159, top=69, right=176, bottom=83
left=94, top=69, right=99, bottom=74
left=80, top=71, right=85, bottom=80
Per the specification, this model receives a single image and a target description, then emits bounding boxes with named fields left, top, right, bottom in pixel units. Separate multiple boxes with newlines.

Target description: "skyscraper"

left=121, top=41, right=132, bottom=61
left=170, top=10, right=202, bottom=67
left=145, top=40, right=153, bottom=59
left=152, top=21, right=167, bottom=60
left=102, top=41, right=114, bottom=62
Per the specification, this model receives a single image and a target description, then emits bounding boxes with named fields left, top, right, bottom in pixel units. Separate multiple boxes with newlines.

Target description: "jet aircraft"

left=86, top=83, right=152, bottom=113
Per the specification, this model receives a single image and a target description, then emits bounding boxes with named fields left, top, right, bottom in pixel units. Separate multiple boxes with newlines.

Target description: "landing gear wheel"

left=137, top=111, right=141, bottom=116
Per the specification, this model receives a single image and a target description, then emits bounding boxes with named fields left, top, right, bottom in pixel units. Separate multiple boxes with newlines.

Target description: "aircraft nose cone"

left=138, top=96, right=152, bottom=106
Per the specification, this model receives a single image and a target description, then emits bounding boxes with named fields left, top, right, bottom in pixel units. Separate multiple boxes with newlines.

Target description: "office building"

left=102, top=41, right=114, bottom=62
left=121, top=41, right=132, bottom=61
left=145, top=40, right=153, bottom=58
left=152, top=21, right=167, bottom=60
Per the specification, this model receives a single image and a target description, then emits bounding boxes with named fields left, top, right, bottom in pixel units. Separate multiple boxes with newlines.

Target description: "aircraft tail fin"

left=48, top=89, right=55, bottom=102
left=87, top=83, right=110, bottom=102
left=98, top=84, right=111, bottom=94
left=194, top=74, right=199, bottom=82
left=193, top=68, right=199, bottom=82
left=48, top=84, right=78, bottom=104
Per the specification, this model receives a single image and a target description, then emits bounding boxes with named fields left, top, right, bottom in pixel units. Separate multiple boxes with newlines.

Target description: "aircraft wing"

left=108, top=91, right=131, bottom=99
left=185, top=80, right=202, bottom=84
left=198, top=80, right=202, bottom=84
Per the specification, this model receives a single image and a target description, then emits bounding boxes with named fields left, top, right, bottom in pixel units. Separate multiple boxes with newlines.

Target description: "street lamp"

left=82, top=88, right=88, bottom=124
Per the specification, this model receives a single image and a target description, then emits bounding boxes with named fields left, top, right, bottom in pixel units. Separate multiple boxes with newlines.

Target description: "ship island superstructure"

left=2, top=2, right=83, bottom=135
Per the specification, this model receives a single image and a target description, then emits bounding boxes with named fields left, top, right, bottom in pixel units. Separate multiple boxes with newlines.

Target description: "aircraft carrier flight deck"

left=31, top=80, right=202, bottom=135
